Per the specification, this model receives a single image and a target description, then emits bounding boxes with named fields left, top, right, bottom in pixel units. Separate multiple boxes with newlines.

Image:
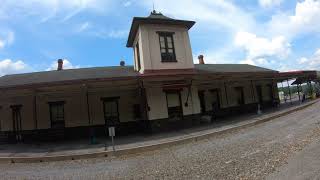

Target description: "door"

left=256, top=85, right=263, bottom=104
left=235, top=87, right=245, bottom=105
left=198, top=91, right=206, bottom=113
left=102, top=98, right=120, bottom=127
left=210, top=89, right=221, bottom=111
left=267, top=84, right=274, bottom=101
left=49, top=102, right=65, bottom=129
left=11, top=105, right=22, bottom=142
left=166, top=92, right=183, bottom=120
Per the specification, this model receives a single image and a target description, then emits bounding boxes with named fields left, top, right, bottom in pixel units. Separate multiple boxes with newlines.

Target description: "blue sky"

left=0, top=0, right=320, bottom=76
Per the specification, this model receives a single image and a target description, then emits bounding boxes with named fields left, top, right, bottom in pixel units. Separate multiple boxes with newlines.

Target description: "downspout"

left=86, top=86, right=91, bottom=125
left=287, top=79, right=292, bottom=104
left=33, top=91, right=38, bottom=129
left=251, top=80, right=256, bottom=103
left=224, top=82, right=229, bottom=108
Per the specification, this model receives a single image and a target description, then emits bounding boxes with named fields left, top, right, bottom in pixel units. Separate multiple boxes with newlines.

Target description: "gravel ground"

left=1, top=102, right=320, bottom=180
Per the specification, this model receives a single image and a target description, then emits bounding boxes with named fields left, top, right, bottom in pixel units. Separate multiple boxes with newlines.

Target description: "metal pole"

left=310, top=81, right=314, bottom=98
left=297, top=84, right=301, bottom=102
left=281, top=81, right=286, bottom=103
left=111, top=135, right=115, bottom=152
left=251, top=80, right=256, bottom=102
left=287, top=79, right=292, bottom=104
left=224, top=82, right=229, bottom=106
left=33, top=92, right=38, bottom=129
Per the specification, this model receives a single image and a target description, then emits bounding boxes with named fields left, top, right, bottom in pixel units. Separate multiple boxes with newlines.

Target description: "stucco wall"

left=0, top=82, right=141, bottom=132
left=89, top=89, right=139, bottom=126
left=137, top=24, right=194, bottom=73
left=197, top=80, right=278, bottom=111
left=146, top=86, right=201, bottom=120
left=0, top=79, right=279, bottom=132
left=0, top=93, right=34, bottom=131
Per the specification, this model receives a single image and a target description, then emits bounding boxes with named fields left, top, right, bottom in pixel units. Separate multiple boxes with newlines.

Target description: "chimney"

left=198, top=55, right=205, bottom=64
left=57, top=59, right=63, bottom=71
left=120, top=60, right=125, bottom=66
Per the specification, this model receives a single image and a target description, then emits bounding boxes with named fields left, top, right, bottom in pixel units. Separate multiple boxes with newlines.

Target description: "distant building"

left=0, top=11, right=318, bottom=142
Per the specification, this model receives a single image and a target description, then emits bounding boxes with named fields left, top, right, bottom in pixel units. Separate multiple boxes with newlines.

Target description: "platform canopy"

left=276, top=71, right=320, bottom=85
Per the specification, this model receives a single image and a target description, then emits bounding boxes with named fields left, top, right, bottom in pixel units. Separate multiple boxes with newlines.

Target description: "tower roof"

left=126, top=11, right=195, bottom=47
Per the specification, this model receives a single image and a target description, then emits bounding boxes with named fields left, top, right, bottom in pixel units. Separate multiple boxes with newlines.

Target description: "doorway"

left=198, top=90, right=206, bottom=113
left=11, top=105, right=22, bottom=142
left=234, top=87, right=245, bottom=105
left=102, top=97, right=120, bottom=127
left=166, top=91, right=183, bottom=120
left=267, top=84, right=274, bottom=101
left=49, top=102, right=65, bottom=129
left=256, top=85, right=263, bottom=104
left=210, top=89, right=221, bottom=111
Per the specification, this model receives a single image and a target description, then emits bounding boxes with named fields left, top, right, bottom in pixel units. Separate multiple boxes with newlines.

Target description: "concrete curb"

left=0, top=101, right=317, bottom=163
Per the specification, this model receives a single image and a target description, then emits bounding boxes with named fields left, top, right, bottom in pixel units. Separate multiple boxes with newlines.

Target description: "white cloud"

left=269, top=0, right=320, bottom=39
left=93, top=29, right=128, bottom=39
left=77, top=22, right=91, bottom=32
left=0, top=40, right=4, bottom=49
left=0, top=30, right=14, bottom=49
left=46, top=59, right=80, bottom=71
left=0, top=0, right=115, bottom=22
left=259, top=0, right=283, bottom=8
left=240, top=59, right=256, bottom=65
left=123, top=1, right=132, bottom=7
left=0, top=59, right=30, bottom=76
left=296, top=49, right=320, bottom=70
left=235, top=31, right=291, bottom=59
left=139, top=0, right=255, bottom=32
left=298, top=57, right=308, bottom=64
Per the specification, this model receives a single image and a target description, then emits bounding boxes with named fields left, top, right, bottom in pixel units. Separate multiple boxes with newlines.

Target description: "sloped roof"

left=0, top=64, right=277, bottom=89
left=0, top=66, right=138, bottom=89
left=126, top=11, right=195, bottom=47
left=195, top=64, right=277, bottom=73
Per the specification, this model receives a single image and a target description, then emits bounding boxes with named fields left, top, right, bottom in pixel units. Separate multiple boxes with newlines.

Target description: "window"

left=101, top=97, right=120, bottom=126
left=158, top=32, right=176, bottom=62
left=135, top=42, right=141, bottom=71
left=49, top=102, right=65, bottom=129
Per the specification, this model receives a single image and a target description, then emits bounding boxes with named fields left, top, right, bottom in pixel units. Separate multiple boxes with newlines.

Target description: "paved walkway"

left=0, top=100, right=316, bottom=159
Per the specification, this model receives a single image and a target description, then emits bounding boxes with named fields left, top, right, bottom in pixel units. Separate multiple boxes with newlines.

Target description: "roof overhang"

left=126, top=17, right=195, bottom=47
left=276, top=70, right=318, bottom=82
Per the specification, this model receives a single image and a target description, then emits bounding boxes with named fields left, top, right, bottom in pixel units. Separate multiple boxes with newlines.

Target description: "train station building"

left=0, top=11, right=318, bottom=142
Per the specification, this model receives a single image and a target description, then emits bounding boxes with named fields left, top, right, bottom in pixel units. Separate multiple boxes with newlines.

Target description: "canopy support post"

left=297, top=83, right=301, bottom=102
left=281, top=81, right=286, bottom=104
left=287, top=79, right=292, bottom=104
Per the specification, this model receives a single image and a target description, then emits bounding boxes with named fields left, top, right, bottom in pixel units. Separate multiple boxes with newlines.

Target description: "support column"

left=281, top=81, right=286, bottom=104
left=86, top=87, right=91, bottom=125
left=224, top=82, right=229, bottom=106
left=309, top=81, right=314, bottom=98
left=251, top=80, right=256, bottom=103
left=297, top=83, right=301, bottom=102
left=33, top=91, right=38, bottom=130
left=287, top=79, right=292, bottom=104
left=139, top=81, right=150, bottom=133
